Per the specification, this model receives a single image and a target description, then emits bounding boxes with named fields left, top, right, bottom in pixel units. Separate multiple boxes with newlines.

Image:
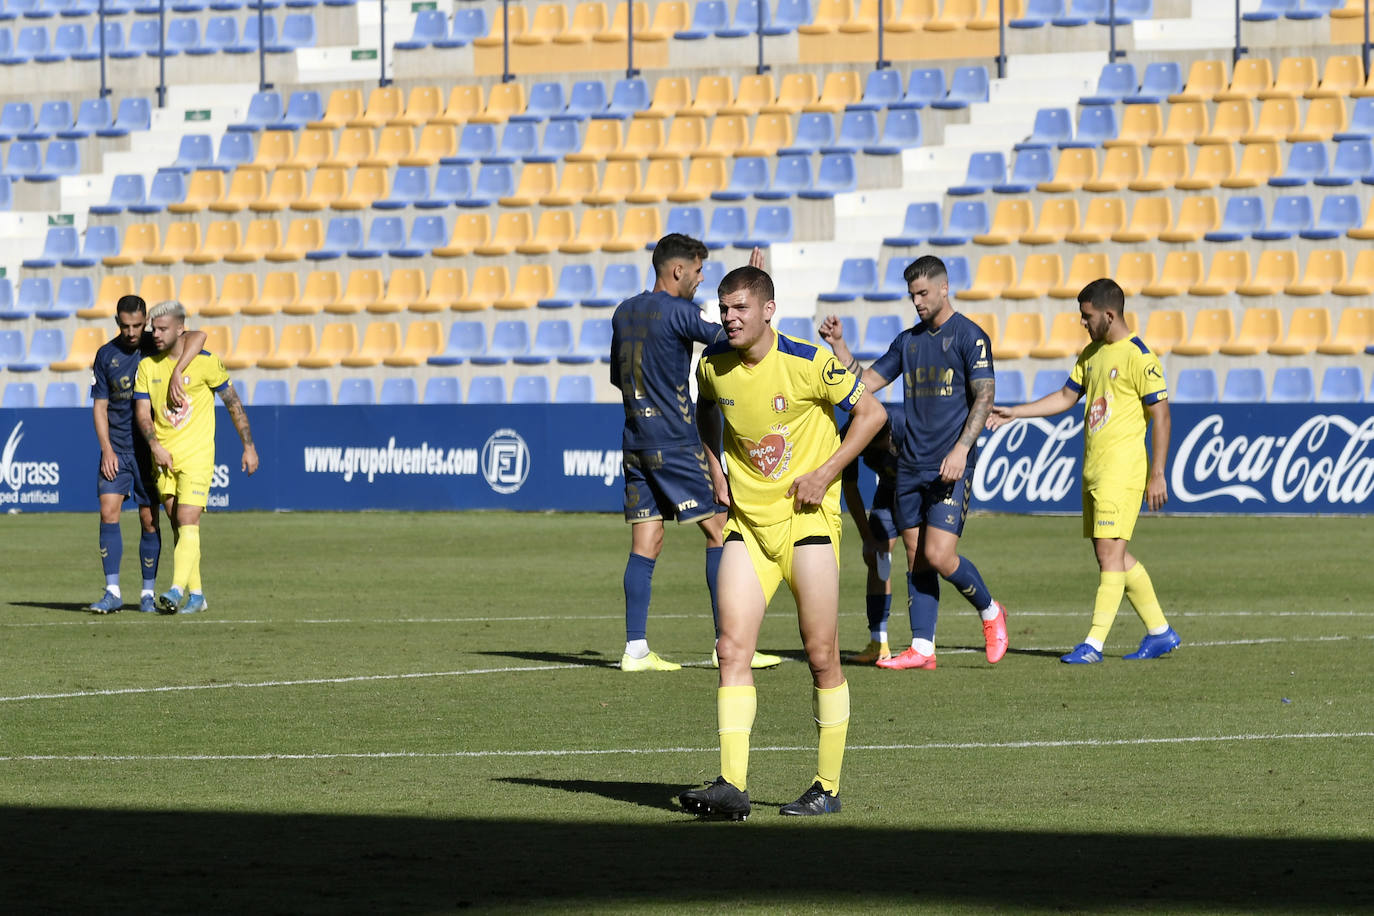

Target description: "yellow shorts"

left=1082, top=485, right=1143, bottom=541
left=724, top=508, right=842, bottom=604
left=156, top=464, right=213, bottom=509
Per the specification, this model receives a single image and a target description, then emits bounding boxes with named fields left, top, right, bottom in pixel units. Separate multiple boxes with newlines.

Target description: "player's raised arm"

left=987, top=384, right=1083, bottom=430
left=788, top=389, right=887, bottom=510
left=218, top=384, right=259, bottom=476
left=1145, top=398, right=1170, bottom=511
left=818, top=314, right=891, bottom=395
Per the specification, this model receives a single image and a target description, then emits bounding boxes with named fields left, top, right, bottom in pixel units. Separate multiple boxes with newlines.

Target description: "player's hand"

left=938, top=444, right=968, bottom=484
left=166, top=371, right=187, bottom=411
left=1146, top=472, right=1167, bottom=512
left=817, top=314, right=843, bottom=344
left=986, top=405, right=1016, bottom=431
left=100, top=448, right=119, bottom=481
left=748, top=246, right=764, bottom=270
left=786, top=470, right=828, bottom=510
left=242, top=445, right=259, bottom=476
left=711, top=466, right=731, bottom=507
left=151, top=443, right=174, bottom=472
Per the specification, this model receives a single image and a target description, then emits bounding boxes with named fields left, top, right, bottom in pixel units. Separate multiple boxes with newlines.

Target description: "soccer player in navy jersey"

left=820, top=255, right=1008, bottom=670
left=88, top=295, right=202, bottom=614
left=838, top=404, right=904, bottom=663
left=610, top=235, right=781, bottom=672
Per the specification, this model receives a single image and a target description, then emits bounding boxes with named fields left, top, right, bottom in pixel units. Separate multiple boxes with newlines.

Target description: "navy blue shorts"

left=868, top=506, right=898, bottom=542
left=894, top=465, right=973, bottom=537
left=97, top=449, right=157, bottom=508
left=623, top=445, right=723, bottom=524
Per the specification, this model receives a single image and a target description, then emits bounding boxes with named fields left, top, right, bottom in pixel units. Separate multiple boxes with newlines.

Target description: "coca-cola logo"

left=1172, top=414, right=1374, bottom=506
left=973, top=416, right=1081, bottom=505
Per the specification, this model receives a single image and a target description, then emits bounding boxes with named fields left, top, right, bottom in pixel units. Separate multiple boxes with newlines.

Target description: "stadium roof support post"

left=1232, top=0, right=1248, bottom=68
left=627, top=0, right=638, bottom=78
left=158, top=0, right=167, bottom=108
left=1364, top=0, right=1371, bottom=83
left=876, top=0, right=887, bottom=70
left=1108, top=0, right=1123, bottom=61
left=501, top=0, right=513, bottom=83
left=258, top=1, right=272, bottom=91
left=98, top=0, right=110, bottom=98
left=756, top=0, right=768, bottom=74
left=379, top=0, right=391, bottom=86
left=995, top=0, right=1006, bottom=79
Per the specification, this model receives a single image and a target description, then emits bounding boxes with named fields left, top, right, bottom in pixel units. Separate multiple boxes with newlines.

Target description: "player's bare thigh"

left=788, top=543, right=843, bottom=689
left=716, top=540, right=767, bottom=687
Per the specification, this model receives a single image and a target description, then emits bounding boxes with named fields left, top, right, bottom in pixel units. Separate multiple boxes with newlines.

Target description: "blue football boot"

left=1060, top=643, right=1103, bottom=664
left=1124, top=627, right=1181, bottom=660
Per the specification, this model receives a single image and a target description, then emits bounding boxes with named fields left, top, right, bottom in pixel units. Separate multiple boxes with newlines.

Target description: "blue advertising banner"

left=1, top=403, right=1371, bottom=515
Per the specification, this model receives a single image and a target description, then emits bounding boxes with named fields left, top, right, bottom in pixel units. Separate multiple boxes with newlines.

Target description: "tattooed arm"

left=219, top=384, right=259, bottom=475
left=939, top=376, right=995, bottom=484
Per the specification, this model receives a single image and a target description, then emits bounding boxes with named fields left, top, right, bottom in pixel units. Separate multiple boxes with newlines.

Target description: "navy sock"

left=99, top=521, right=121, bottom=584
left=865, top=594, right=890, bottom=632
left=705, top=545, right=723, bottom=638
left=139, top=528, right=161, bottom=590
left=908, top=570, right=940, bottom=642
left=624, top=553, right=656, bottom=642
left=943, top=555, right=992, bottom=610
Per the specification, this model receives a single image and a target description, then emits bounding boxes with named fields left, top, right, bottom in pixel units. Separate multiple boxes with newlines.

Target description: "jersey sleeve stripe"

left=1142, top=390, right=1167, bottom=405
left=1065, top=379, right=1085, bottom=394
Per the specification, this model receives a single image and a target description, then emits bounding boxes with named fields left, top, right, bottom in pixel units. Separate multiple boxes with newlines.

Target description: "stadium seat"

left=560, top=318, right=612, bottom=365
left=1220, top=368, right=1264, bottom=404
left=467, top=376, right=506, bottom=404
left=1269, top=306, right=1332, bottom=356
left=851, top=314, right=903, bottom=360
left=252, top=324, right=317, bottom=371
left=1315, top=139, right=1371, bottom=187
left=1004, top=254, right=1063, bottom=300
left=428, top=320, right=485, bottom=365
left=1063, top=105, right=1117, bottom=149
left=22, top=225, right=75, bottom=268
left=1106, top=103, right=1161, bottom=147
left=551, top=375, right=592, bottom=403
left=1021, top=198, right=1078, bottom=245
left=1252, top=195, right=1314, bottom=241
left=341, top=321, right=401, bottom=368
left=1286, top=251, right=1345, bottom=297
left=1271, top=141, right=1328, bottom=187
left=948, top=151, right=1006, bottom=195
left=336, top=378, right=375, bottom=405
left=2, top=381, right=37, bottom=407
left=930, top=200, right=988, bottom=246
left=970, top=198, right=1030, bottom=246
left=9, top=327, right=64, bottom=371
left=1030, top=369, right=1067, bottom=402
left=1038, top=147, right=1096, bottom=192
left=377, top=378, right=418, bottom=405
left=994, top=148, right=1055, bottom=193
left=297, top=322, right=358, bottom=369
left=1050, top=252, right=1110, bottom=299
left=1318, top=306, right=1374, bottom=353
left=1112, top=251, right=1157, bottom=296
left=933, top=66, right=989, bottom=110
left=494, top=264, right=554, bottom=310
left=1017, top=108, right=1073, bottom=150
left=1219, top=306, right=1282, bottom=354
left=291, top=378, right=330, bottom=406
left=1172, top=368, right=1219, bottom=403
left=423, top=377, right=461, bottom=404
left=1317, top=366, right=1364, bottom=402
left=895, top=68, right=946, bottom=109
left=883, top=201, right=941, bottom=247
left=818, top=258, right=878, bottom=302
left=960, top=255, right=1017, bottom=303
left=1065, top=197, right=1126, bottom=244
left=1171, top=308, right=1234, bottom=355
left=865, top=259, right=910, bottom=303
left=384, top=321, right=443, bottom=367
left=1080, top=63, right=1137, bottom=106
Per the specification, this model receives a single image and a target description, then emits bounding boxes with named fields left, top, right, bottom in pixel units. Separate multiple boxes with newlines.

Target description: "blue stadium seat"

left=944, top=255, right=972, bottom=294
left=43, top=381, right=79, bottom=407
left=1079, top=63, right=1137, bottom=105
left=1336, top=96, right=1374, bottom=141
left=1317, top=366, right=1364, bottom=402
left=336, top=377, right=375, bottom=405
left=1124, top=61, right=1182, bottom=104
left=561, top=79, right=608, bottom=120
left=458, top=162, right=514, bottom=207
left=818, top=258, right=878, bottom=302
left=253, top=378, right=293, bottom=405
left=394, top=214, right=448, bottom=258
left=163, top=17, right=200, bottom=54
left=1242, top=0, right=1297, bottom=20
left=756, top=152, right=811, bottom=200
left=800, top=152, right=856, bottom=199
left=276, top=90, right=323, bottom=130
left=1031, top=369, right=1067, bottom=401
left=738, top=204, right=792, bottom=248
left=484, top=121, right=538, bottom=164
left=59, top=97, right=113, bottom=138
left=554, top=374, right=593, bottom=403
left=768, top=0, right=811, bottom=33
left=1062, top=105, right=1117, bottom=148
left=97, top=96, right=150, bottom=138
left=1221, top=367, right=1266, bottom=403
left=893, top=68, right=946, bottom=109
left=883, top=201, right=941, bottom=247
left=440, top=6, right=488, bottom=47
left=559, top=317, right=612, bottom=365
left=660, top=205, right=706, bottom=243
left=1172, top=368, right=1219, bottom=403
left=1270, top=366, right=1314, bottom=403
left=716, top=0, right=771, bottom=37
left=374, top=166, right=429, bottom=210
left=21, top=226, right=75, bottom=268
left=1286, top=0, right=1342, bottom=18
left=0, top=329, right=22, bottom=367
left=948, top=151, right=1006, bottom=196
left=192, top=15, right=236, bottom=54
left=113, top=18, right=158, bottom=57
left=306, top=215, right=362, bottom=260
left=20, top=99, right=72, bottom=140
left=1016, top=108, right=1072, bottom=150
left=782, top=111, right=838, bottom=155
left=930, top=200, right=989, bottom=246
left=346, top=215, right=405, bottom=259
left=17, top=279, right=53, bottom=320
left=510, top=375, right=550, bottom=403
left=1204, top=195, right=1265, bottom=243
left=2, top=139, right=41, bottom=178
left=227, top=11, right=277, bottom=52
left=711, top=157, right=767, bottom=203
left=1054, top=0, right=1109, bottom=26
left=1301, top=193, right=1361, bottom=240
left=0, top=279, right=16, bottom=321
left=129, top=169, right=187, bottom=214
left=1252, top=194, right=1313, bottom=241
left=826, top=110, right=876, bottom=155
left=394, top=8, right=445, bottom=49
left=422, top=376, right=461, bottom=403
left=229, top=91, right=283, bottom=132
left=1011, top=0, right=1065, bottom=27
left=211, top=130, right=255, bottom=171
left=169, top=133, right=213, bottom=172
left=2, top=381, right=37, bottom=407
left=0, top=174, right=11, bottom=210
left=851, top=314, right=903, bottom=359
left=421, top=164, right=471, bottom=207
left=530, top=118, right=580, bottom=161
left=694, top=259, right=725, bottom=305
left=676, top=0, right=729, bottom=39
left=4, top=23, right=48, bottom=62
left=1101, top=0, right=1153, bottom=24
left=866, top=259, right=910, bottom=302
left=515, top=81, right=567, bottom=123
left=994, top=147, right=1054, bottom=193
left=1270, top=141, right=1328, bottom=188
left=865, top=108, right=922, bottom=155
left=294, top=378, right=331, bottom=405
left=43, top=276, right=92, bottom=318
left=850, top=67, right=903, bottom=111
left=466, top=375, right=505, bottom=404
left=65, top=225, right=118, bottom=268
left=932, top=66, right=988, bottom=110
left=600, top=77, right=649, bottom=119
left=472, top=320, right=530, bottom=365
left=10, top=327, right=64, bottom=371
left=539, top=264, right=596, bottom=309
left=776, top=316, right=814, bottom=341
left=996, top=369, right=1027, bottom=404
left=1317, top=138, right=1372, bottom=187
left=428, top=320, right=486, bottom=365
left=703, top=203, right=748, bottom=248
left=515, top=319, right=573, bottom=365
left=30, top=139, right=79, bottom=181
left=583, top=264, right=641, bottom=308
left=0, top=101, right=32, bottom=141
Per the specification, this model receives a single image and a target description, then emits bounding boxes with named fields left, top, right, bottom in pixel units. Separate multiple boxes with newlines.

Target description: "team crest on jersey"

left=771, top=393, right=787, bottom=413
left=742, top=425, right=791, bottom=479
left=942, top=338, right=952, bottom=352
left=162, top=383, right=192, bottom=430
left=1087, top=396, right=1110, bottom=433
left=1109, top=367, right=1119, bottom=380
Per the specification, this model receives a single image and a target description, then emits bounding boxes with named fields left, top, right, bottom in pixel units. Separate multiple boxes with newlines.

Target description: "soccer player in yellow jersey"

left=987, top=278, right=1180, bottom=663
left=134, top=301, right=259, bottom=614
left=678, top=266, right=887, bottom=819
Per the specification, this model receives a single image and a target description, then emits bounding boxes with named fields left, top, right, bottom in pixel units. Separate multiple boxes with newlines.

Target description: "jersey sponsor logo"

left=1087, top=397, right=1110, bottom=434
left=772, top=394, right=787, bottom=413
left=162, top=394, right=192, bottom=430
left=717, top=397, right=735, bottom=406
left=846, top=381, right=864, bottom=408
left=1146, top=365, right=1162, bottom=380
left=742, top=427, right=791, bottom=479
left=481, top=428, right=531, bottom=495
left=676, top=498, right=699, bottom=511
left=822, top=358, right=849, bottom=386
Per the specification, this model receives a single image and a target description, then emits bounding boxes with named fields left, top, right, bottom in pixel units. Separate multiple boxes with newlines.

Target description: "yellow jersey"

left=696, top=330, right=865, bottom=528
left=1068, top=335, right=1168, bottom=490
left=134, top=348, right=231, bottom=472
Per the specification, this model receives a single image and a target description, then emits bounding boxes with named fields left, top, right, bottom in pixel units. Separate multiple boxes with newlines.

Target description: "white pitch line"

left=3, top=731, right=1371, bottom=764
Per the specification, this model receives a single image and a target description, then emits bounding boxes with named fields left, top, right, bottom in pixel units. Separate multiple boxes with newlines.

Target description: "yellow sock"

left=1086, top=571, right=1126, bottom=647
left=717, top=685, right=756, bottom=792
left=187, top=537, right=202, bottom=593
left=1125, top=562, right=1168, bottom=631
left=814, top=681, right=850, bottom=795
left=172, top=525, right=200, bottom=593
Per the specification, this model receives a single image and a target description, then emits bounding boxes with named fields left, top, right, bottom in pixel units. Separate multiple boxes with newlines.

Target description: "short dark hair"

left=115, top=294, right=147, bottom=316
left=903, top=255, right=947, bottom=286
left=651, top=233, right=708, bottom=277
left=718, top=265, right=774, bottom=304
left=1078, top=277, right=1125, bottom=315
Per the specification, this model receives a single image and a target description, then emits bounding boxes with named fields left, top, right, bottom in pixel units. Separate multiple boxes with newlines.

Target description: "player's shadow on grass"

left=945, top=642, right=1066, bottom=660
left=475, top=649, right=620, bottom=669
left=8, top=600, right=100, bottom=614
left=497, top=776, right=688, bottom=811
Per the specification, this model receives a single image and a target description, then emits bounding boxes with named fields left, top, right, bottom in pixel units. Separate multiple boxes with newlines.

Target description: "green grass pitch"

left=1, top=510, right=1371, bottom=914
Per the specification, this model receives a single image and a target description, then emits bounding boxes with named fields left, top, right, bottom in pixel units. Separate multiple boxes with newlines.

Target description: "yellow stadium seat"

left=567, top=118, right=622, bottom=161
left=560, top=208, right=617, bottom=254
left=1285, top=249, right=1345, bottom=297
left=1065, top=196, right=1125, bottom=244
left=1269, top=307, right=1332, bottom=355
left=362, top=126, right=416, bottom=168
left=761, top=73, right=819, bottom=114
left=334, top=166, right=388, bottom=210
left=384, top=320, right=444, bottom=367
left=144, top=220, right=199, bottom=266
left=433, top=85, right=484, bottom=126
left=1347, top=203, right=1374, bottom=240
left=605, top=206, right=662, bottom=251
left=102, top=222, right=158, bottom=265
left=683, top=75, right=733, bottom=117
left=475, top=210, right=535, bottom=256
left=245, top=271, right=299, bottom=317
left=1140, top=309, right=1185, bottom=355
left=167, top=169, right=224, bottom=214
left=699, top=114, right=748, bottom=157
left=963, top=312, right=997, bottom=346
left=1152, top=101, right=1208, bottom=145
left=1111, top=196, right=1171, bottom=243
left=1241, top=97, right=1299, bottom=143
left=501, top=162, right=558, bottom=206
left=1049, top=252, right=1110, bottom=299
left=1309, top=54, right=1364, bottom=99
left=258, top=323, right=317, bottom=370
left=1038, top=148, right=1097, bottom=193
left=402, top=124, right=458, bottom=166
left=805, top=71, right=862, bottom=113
left=1236, top=249, right=1298, bottom=296
left=51, top=326, right=105, bottom=371
left=738, top=113, right=793, bottom=157
left=241, top=128, right=293, bottom=172
left=294, top=166, right=346, bottom=211
left=389, top=85, right=443, bottom=127
left=993, top=312, right=1044, bottom=360
left=250, top=167, right=307, bottom=213
left=284, top=128, right=333, bottom=170
left=1197, top=100, right=1252, bottom=144
left=1169, top=59, right=1227, bottom=103
left=348, top=86, right=405, bottom=129
left=1004, top=253, right=1062, bottom=300
left=1219, top=307, right=1281, bottom=355
left=839, top=0, right=895, bottom=34
left=341, top=321, right=400, bottom=368
left=1029, top=310, right=1090, bottom=357
left=204, top=272, right=254, bottom=318
left=78, top=275, right=134, bottom=319
left=1333, top=249, right=1374, bottom=292
left=653, top=115, right=708, bottom=159
left=418, top=268, right=467, bottom=313
left=284, top=270, right=341, bottom=316
left=202, top=325, right=233, bottom=354
left=608, top=117, right=665, bottom=161
left=309, top=88, right=363, bottom=130
left=177, top=273, right=215, bottom=316
left=455, top=265, right=509, bottom=311
left=494, top=264, right=554, bottom=310
left=514, top=2, right=569, bottom=46
left=1174, top=142, right=1234, bottom=190
left=472, top=82, right=527, bottom=124
left=635, top=0, right=687, bottom=39
left=1259, top=56, right=1317, bottom=100
left=223, top=219, right=281, bottom=264
left=138, top=274, right=175, bottom=307
left=368, top=268, right=425, bottom=315
left=1143, top=251, right=1204, bottom=297
left=1127, top=142, right=1187, bottom=192
left=1020, top=198, right=1079, bottom=245
left=721, top=74, right=775, bottom=115
left=517, top=209, right=575, bottom=255
left=336, top=269, right=389, bottom=316
left=925, top=0, right=977, bottom=30
left=585, top=160, right=641, bottom=205
left=1220, top=140, right=1279, bottom=187
left=1215, top=57, right=1272, bottom=101
left=1171, top=308, right=1234, bottom=356
left=594, top=0, right=647, bottom=40
left=1113, top=251, right=1157, bottom=296
left=541, top=161, right=598, bottom=205
left=223, top=324, right=273, bottom=371
left=798, top=0, right=847, bottom=34
left=321, top=127, right=375, bottom=170
left=668, top=156, right=727, bottom=202
left=1190, top=250, right=1251, bottom=296
left=1316, top=307, right=1374, bottom=354
left=208, top=168, right=265, bottom=213
left=264, top=217, right=323, bottom=263
left=891, top=0, right=938, bottom=29
left=959, top=254, right=1016, bottom=301
left=639, top=76, right=691, bottom=119
left=973, top=198, right=1031, bottom=245
left=1158, top=195, right=1219, bottom=242
left=184, top=220, right=241, bottom=265
left=1289, top=97, right=1347, bottom=142
left=433, top=212, right=492, bottom=258
left=1105, top=104, right=1160, bottom=147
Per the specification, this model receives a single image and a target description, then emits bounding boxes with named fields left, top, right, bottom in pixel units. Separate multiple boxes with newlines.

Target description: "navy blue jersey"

left=841, top=404, right=905, bottom=509
left=90, top=333, right=158, bottom=453
left=610, top=289, right=722, bottom=450
left=870, top=312, right=995, bottom=471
